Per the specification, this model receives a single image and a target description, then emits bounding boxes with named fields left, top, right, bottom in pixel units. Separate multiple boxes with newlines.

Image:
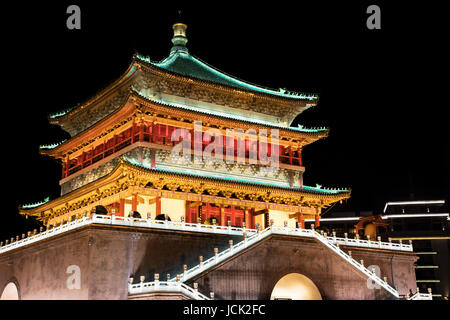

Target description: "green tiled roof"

left=136, top=51, right=318, bottom=101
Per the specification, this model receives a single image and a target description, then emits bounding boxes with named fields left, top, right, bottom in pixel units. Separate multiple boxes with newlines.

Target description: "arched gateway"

left=270, top=273, right=322, bottom=300
left=1, top=282, right=19, bottom=300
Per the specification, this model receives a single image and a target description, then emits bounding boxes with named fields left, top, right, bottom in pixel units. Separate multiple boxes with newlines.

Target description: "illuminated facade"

left=0, top=22, right=424, bottom=300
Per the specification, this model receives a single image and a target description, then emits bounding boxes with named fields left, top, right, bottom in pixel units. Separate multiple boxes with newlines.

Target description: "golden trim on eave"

left=20, top=159, right=350, bottom=222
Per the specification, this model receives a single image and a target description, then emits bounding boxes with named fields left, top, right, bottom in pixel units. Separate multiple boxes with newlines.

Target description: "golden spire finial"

left=171, top=10, right=188, bottom=53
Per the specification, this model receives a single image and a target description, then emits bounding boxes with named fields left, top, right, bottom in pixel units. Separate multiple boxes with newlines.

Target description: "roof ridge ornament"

left=171, top=22, right=188, bottom=54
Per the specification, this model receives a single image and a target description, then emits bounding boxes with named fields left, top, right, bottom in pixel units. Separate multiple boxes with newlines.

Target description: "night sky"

left=2, top=2, right=448, bottom=240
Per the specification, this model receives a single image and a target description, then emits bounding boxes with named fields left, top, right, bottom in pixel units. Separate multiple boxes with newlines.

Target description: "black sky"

left=2, top=1, right=449, bottom=239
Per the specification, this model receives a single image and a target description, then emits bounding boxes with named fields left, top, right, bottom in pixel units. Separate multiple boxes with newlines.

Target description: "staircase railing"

left=163, top=225, right=400, bottom=299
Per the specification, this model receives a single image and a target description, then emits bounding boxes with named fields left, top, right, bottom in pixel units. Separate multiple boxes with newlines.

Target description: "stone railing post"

left=139, top=275, right=145, bottom=292
left=154, top=273, right=159, bottom=289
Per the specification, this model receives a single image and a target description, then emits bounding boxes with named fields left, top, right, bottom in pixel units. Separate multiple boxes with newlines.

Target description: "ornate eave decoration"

left=20, top=158, right=350, bottom=224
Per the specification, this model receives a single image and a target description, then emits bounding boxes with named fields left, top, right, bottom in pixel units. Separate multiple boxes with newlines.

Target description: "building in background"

left=383, top=200, right=449, bottom=300
left=307, top=200, right=449, bottom=300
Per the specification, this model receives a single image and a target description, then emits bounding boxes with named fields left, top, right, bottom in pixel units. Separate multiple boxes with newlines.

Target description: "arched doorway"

left=155, top=214, right=171, bottom=221
left=270, top=273, right=322, bottom=300
left=1, top=282, right=19, bottom=300
left=94, top=205, right=108, bottom=215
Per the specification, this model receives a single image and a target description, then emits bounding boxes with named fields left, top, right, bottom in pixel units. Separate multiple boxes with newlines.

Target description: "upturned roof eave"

left=19, top=158, right=350, bottom=217
left=48, top=61, right=140, bottom=125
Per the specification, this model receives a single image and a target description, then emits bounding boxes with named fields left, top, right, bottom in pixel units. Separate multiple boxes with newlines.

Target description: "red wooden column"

left=65, top=155, right=70, bottom=177
left=61, top=161, right=66, bottom=178
left=149, top=122, right=154, bottom=143
left=264, top=209, right=269, bottom=229
left=297, top=212, right=305, bottom=229
left=288, top=146, right=292, bottom=165
left=251, top=208, right=256, bottom=229
left=220, top=205, right=225, bottom=226
left=315, top=211, right=320, bottom=228
left=139, top=119, right=144, bottom=141
left=185, top=200, right=190, bottom=223
left=131, top=194, right=138, bottom=212
left=155, top=197, right=161, bottom=216
left=244, top=209, right=251, bottom=229
left=119, top=199, right=125, bottom=217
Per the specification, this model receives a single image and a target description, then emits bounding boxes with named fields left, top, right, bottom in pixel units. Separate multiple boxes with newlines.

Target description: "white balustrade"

left=408, top=292, right=433, bottom=300
left=1, top=214, right=412, bottom=259
left=128, top=281, right=210, bottom=300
